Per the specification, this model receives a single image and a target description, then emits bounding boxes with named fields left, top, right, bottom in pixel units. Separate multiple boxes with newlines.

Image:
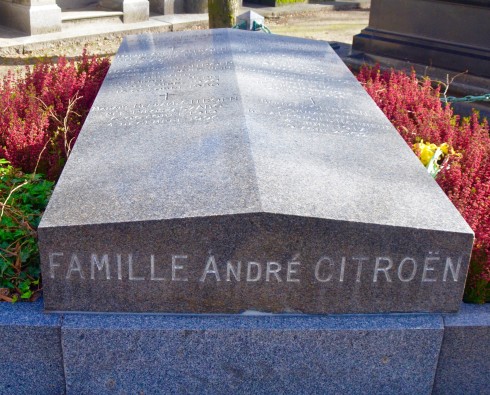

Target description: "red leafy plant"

left=357, top=65, right=490, bottom=303
left=0, top=50, right=110, bottom=180
left=0, top=51, right=110, bottom=301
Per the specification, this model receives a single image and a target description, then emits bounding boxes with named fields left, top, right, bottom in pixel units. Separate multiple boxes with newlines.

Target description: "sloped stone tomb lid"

left=38, top=29, right=474, bottom=314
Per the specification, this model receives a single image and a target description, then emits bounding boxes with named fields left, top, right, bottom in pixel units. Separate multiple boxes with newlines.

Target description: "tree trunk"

left=208, top=0, right=238, bottom=28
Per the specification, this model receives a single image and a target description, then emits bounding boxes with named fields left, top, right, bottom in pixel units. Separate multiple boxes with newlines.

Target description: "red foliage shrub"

left=357, top=65, right=490, bottom=303
left=0, top=50, right=110, bottom=180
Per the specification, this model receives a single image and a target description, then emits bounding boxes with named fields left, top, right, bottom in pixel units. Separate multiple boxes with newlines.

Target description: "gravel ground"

left=268, top=10, right=368, bottom=43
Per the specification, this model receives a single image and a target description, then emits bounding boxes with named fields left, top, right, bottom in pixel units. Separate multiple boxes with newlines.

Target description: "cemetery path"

left=268, top=10, right=368, bottom=44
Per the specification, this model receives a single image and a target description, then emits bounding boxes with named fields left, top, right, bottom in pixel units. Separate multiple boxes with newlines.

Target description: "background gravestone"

left=352, top=0, right=490, bottom=79
left=38, top=29, right=473, bottom=314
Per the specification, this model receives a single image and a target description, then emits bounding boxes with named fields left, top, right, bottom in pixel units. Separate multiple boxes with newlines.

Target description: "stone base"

left=61, top=313, right=442, bottom=394
left=2, top=300, right=488, bottom=394
left=122, top=0, right=149, bottom=23
left=433, top=303, right=490, bottom=394
left=0, top=301, right=65, bottom=394
left=0, top=1, right=61, bottom=35
left=352, top=0, right=490, bottom=78
left=353, top=28, right=490, bottom=79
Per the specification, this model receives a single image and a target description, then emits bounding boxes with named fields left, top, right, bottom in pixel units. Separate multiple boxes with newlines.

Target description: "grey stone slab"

left=0, top=300, right=65, bottom=395
left=433, top=303, right=490, bottom=395
left=61, top=312, right=443, bottom=395
left=39, top=29, right=473, bottom=314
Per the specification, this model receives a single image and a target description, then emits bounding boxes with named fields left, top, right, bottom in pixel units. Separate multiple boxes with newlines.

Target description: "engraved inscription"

left=248, top=98, right=391, bottom=137
left=108, top=60, right=234, bottom=76
left=91, top=96, right=239, bottom=127
left=113, top=74, right=220, bottom=94
left=48, top=252, right=464, bottom=284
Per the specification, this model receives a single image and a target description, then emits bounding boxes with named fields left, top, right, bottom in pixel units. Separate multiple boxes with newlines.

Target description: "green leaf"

left=21, top=290, right=33, bottom=299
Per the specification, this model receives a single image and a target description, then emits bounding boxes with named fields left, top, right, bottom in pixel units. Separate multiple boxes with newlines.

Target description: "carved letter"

left=128, top=254, right=144, bottom=281
left=66, top=254, right=85, bottom=279
left=226, top=261, right=241, bottom=282
left=200, top=255, right=221, bottom=282
left=422, top=254, right=439, bottom=282
left=340, top=257, right=346, bottom=282
left=49, top=252, right=63, bottom=279
left=150, top=254, right=165, bottom=281
left=172, top=255, right=188, bottom=281
left=374, top=257, right=393, bottom=282
left=353, top=257, right=368, bottom=283
left=443, top=256, right=462, bottom=282
left=116, top=254, right=123, bottom=280
left=246, top=262, right=261, bottom=282
left=91, top=254, right=110, bottom=280
left=266, top=262, right=282, bottom=282
left=397, top=257, right=417, bottom=282
left=287, top=255, right=300, bottom=283
left=315, top=256, right=334, bottom=282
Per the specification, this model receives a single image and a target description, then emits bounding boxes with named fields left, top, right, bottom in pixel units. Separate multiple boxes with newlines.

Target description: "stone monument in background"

left=0, top=0, right=150, bottom=35
left=352, top=0, right=490, bottom=79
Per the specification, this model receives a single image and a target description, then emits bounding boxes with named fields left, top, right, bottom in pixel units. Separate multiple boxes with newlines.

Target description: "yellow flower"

left=412, top=139, right=459, bottom=178
left=440, top=143, right=449, bottom=155
left=413, top=140, right=438, bottom=166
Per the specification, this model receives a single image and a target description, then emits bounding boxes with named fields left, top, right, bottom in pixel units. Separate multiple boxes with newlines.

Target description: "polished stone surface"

left=433, top=303, right=490, bottom=395
left=61, top=312, right=443, bottom=395
left=39, top=29, right=473, bottom=313
left=0, top=300, right=65, bottom=395
left=2, top=299, right=488, bottom=394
